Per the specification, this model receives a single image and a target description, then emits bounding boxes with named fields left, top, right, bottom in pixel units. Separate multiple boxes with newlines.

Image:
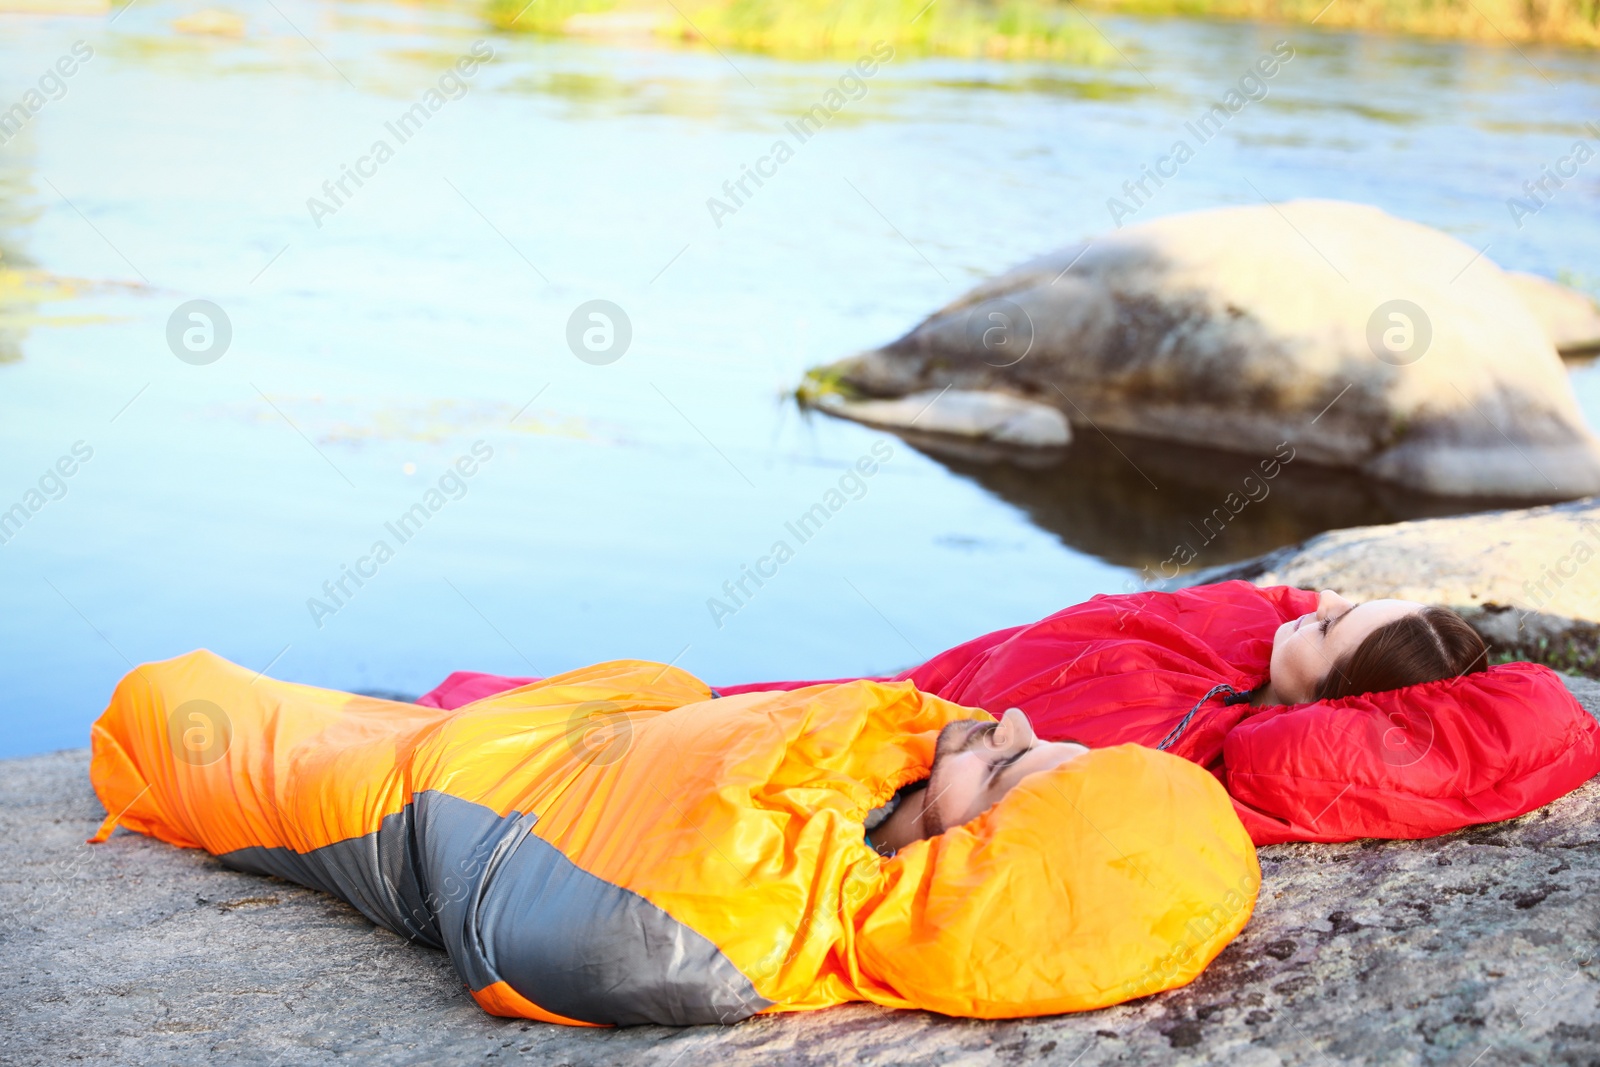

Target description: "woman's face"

left=1268, top=589, right=1424, bottom=704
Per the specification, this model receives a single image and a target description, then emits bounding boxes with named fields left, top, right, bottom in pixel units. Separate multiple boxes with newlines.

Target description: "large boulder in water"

left=1507, top=271, right=1600, bottom=356
left=804, top=200, right=1600, bottom=499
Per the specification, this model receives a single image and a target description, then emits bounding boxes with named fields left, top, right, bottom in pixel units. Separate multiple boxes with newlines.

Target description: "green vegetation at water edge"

left=1100, top=0, right=1600, bottom=48
left=488, top=0, right=1600, bottom=53
left=793, top=366, right=867, bottom=406
left=1491, top=631, right=1600, bottom=680
left=485, top=0, right=1114, bottom=62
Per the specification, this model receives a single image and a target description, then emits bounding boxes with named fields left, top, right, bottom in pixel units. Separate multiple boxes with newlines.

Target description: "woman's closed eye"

left=1320, top=608, right=1352, bottom=636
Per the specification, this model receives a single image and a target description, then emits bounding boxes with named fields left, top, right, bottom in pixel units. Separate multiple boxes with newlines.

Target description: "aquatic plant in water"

left=0, top=258, right=89, bottom=364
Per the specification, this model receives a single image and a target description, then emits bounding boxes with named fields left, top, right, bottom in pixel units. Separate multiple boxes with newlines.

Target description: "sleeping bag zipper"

left=1156, top=683, right=1254, bottom=751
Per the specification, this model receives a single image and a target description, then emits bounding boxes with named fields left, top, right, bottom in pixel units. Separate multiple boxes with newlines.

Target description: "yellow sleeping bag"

left=89, top=650, right=1259, bottom=1025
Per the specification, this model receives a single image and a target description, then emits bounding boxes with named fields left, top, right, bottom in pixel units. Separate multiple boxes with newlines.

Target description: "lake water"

left=2, top=0, right=1598, bottom=757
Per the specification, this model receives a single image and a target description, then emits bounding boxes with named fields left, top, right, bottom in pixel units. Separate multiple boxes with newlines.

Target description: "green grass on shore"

left=488, top=0, right=615, bottom=36
left=486, top=0, right=1113, bottom=61
left=1491, top=633, right=1600, bottom=680
left=1100, top=0, right=1600, bottom=48
left=487, top=0, right=1600, bottom=56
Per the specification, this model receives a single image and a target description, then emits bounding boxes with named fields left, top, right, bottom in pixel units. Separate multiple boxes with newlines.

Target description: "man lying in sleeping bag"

left=419, top=581, right=1600, bottom=846
left=89, top=653, right=1258, bottom=1026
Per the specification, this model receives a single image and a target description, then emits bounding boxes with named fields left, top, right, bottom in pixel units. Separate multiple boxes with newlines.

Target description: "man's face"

left=921, top=708, right=1089, bottom=838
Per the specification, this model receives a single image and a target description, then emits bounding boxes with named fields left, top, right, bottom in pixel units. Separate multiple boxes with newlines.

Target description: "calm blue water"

left=2, top=0, right=1597, bottom=757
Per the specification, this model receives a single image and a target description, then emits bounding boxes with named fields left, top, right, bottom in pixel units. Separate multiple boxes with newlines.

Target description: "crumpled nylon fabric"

left=90, top=652, right=1260, bottom=1024
left=422, top=581, right=1600, bottom=845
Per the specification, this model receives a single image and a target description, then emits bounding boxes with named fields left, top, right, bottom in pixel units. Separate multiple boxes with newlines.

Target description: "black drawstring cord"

left=1156, top=683, right=1252, bottom=751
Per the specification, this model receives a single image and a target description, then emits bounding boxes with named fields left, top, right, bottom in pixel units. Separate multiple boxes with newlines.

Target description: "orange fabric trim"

left=86, top=722, right=147, bottom=844
left=87, top=808, right=121, bottom=845
left=471, top=981, right=607, bottom=1027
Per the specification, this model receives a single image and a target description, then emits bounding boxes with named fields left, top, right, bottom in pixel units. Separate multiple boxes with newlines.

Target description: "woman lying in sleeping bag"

left=89, top=654, right=1259, bottom=1026
left=419, top=581, right=1600, bottom=846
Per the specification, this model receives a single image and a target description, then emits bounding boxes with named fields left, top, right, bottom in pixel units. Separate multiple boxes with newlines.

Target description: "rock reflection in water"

left=898, top=430, right=1549, bottom=574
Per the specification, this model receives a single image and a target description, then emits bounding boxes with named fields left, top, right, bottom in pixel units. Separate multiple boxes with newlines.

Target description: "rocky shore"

left=7, top=710, right=1600, bottom=1066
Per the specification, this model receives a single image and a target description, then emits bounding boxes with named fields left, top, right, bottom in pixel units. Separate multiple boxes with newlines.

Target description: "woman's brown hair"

left=1313, top=606, right=1490, bottom=702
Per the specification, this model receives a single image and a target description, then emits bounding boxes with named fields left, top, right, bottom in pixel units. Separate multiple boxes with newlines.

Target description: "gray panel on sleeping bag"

left=223, top=789, right=772, bottom=1025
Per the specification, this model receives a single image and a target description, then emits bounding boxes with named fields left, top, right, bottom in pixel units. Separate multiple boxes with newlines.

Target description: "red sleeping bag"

left=417, top=581, right=1600, bottom=845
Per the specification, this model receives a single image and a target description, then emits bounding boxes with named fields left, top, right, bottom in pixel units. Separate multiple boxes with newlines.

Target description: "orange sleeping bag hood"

left=90, top=650, right=1259, bottom=1025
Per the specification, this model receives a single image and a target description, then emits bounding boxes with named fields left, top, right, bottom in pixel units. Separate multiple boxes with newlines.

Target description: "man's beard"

left=920, top=719, right=992, bottom=840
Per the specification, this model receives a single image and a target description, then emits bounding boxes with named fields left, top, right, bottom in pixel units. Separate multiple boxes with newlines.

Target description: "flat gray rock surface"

left=7, top=682, right=1600, bottom=1065
left=1196, top=496, right=1600, bottom=625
